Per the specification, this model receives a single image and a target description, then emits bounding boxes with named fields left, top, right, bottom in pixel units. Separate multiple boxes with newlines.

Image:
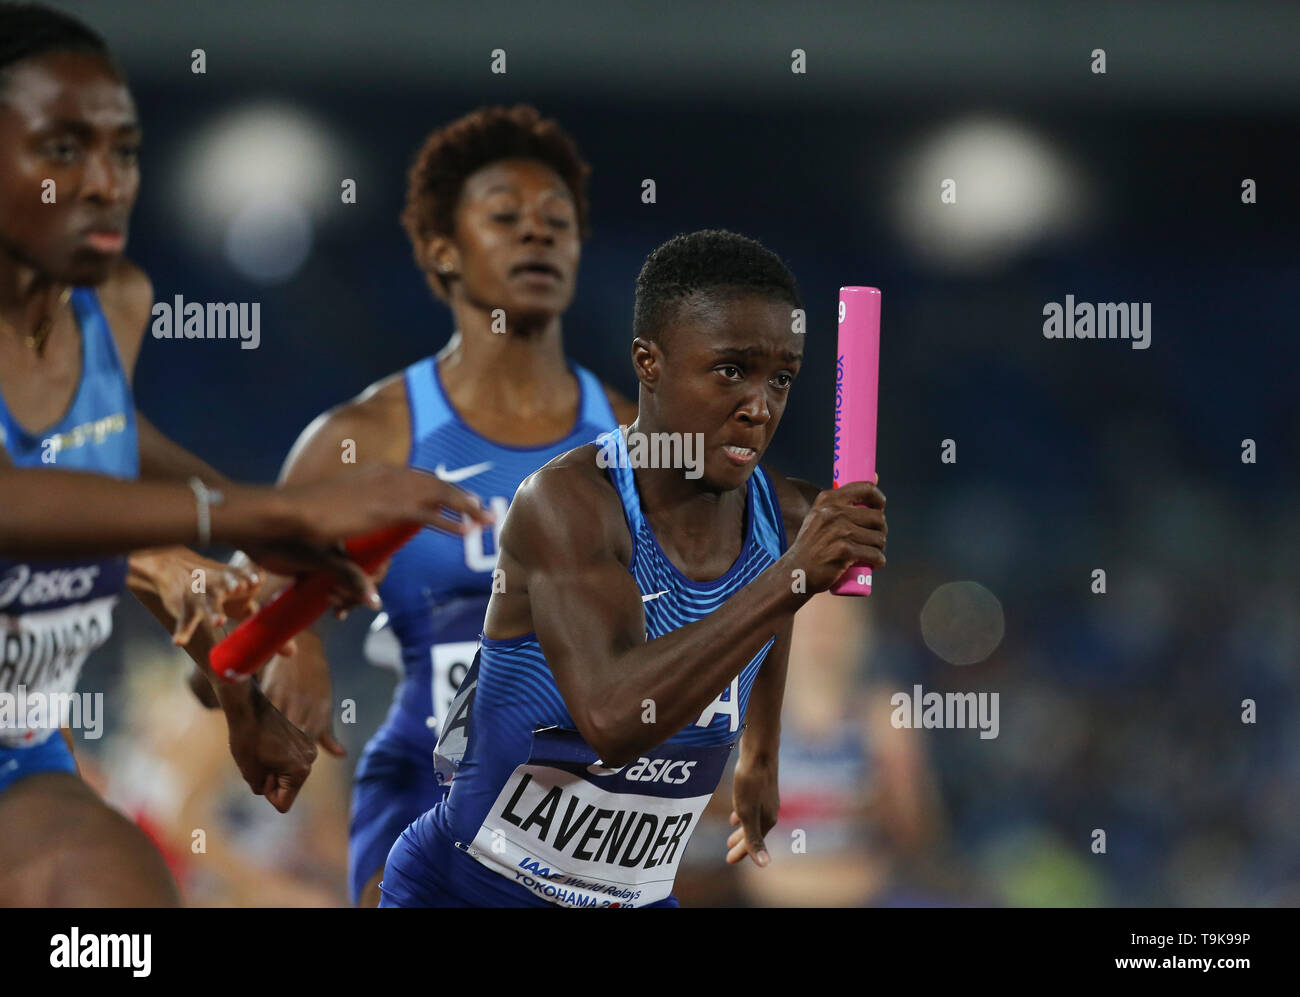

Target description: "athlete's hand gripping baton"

left=210, top=523, right=421, bottom=680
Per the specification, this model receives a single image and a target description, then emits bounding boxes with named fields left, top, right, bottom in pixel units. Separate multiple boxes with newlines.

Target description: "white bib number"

left=433, top=648, right=479, bottom=786
left=466, top=727, right=732, bottom=907
left=0, top=596, right=115, bottom=747
left=430, top=640, right=477, bottom=733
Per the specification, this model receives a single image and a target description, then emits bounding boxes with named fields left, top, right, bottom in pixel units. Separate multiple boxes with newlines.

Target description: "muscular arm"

left=499, top=460, right=809, bottom=767
left=0, top=460, right=296, bottom=558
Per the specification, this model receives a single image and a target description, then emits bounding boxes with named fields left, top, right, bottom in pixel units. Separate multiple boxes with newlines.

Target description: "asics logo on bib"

left=625, top=758, right=697, bottom=784
left=584, top=757, right=698, bottom=785
left=0, top=565, right=100, bottom=609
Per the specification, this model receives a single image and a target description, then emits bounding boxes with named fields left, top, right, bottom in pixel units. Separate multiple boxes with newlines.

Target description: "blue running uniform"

left=0, top=289, right=138, bottom=790
left=348, top=356, right=618, bottom=903
left=379, top=427, right=788, bottom=908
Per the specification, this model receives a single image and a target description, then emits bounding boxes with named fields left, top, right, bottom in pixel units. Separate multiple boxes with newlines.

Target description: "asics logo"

left=586, top=756, right=697, bottom=785
left=624, top=757, right=697, bottom=785
left=0, top=565, right=100, bottom=610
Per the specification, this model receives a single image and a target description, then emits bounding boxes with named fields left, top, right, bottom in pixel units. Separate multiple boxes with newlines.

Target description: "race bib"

left=432, top=649, right=479, bottom=786
left=0, top=596, right=115, bottom=746
left=465, top=727, right=732, bottom=907
left=430, top=640, right=476, bottom=731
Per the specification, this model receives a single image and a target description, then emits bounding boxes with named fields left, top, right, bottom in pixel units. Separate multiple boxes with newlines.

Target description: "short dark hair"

left=401, top=104, right=591, bottom=299
left=633, top=229, right=802, bottom=346
left=0, top=2, right=118, bottom=94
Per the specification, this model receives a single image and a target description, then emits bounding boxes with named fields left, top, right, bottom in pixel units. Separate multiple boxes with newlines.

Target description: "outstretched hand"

left=128, top=547, right=297, bottom=655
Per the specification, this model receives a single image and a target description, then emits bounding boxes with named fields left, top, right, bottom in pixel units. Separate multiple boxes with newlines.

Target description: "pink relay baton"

left=830, top=286, right=881, bottom=596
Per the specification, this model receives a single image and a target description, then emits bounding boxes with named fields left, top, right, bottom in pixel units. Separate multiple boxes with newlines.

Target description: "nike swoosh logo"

left=434, top=461, right=494, bottom=483
left=641, top=590, right=670, bottom=603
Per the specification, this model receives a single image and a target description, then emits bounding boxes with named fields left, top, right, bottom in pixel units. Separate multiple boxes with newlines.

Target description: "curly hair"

left=401, top=105, right=591, bottom=298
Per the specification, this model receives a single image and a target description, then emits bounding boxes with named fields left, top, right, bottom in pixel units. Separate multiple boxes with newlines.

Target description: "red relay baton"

left=209, top=523, right=421, bottom=681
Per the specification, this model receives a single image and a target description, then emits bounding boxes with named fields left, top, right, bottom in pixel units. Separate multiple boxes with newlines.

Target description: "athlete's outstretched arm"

left=0, top=447, right=484, bottom=564
left=0, top=442, right=264, bottom=556
left=497, top=462, right=885, bottom=767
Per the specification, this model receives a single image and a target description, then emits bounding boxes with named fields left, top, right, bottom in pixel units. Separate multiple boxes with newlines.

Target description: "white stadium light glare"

left=171, top=103, right=346, bottom=285
left=893, top=116, right=1090, bottom=271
